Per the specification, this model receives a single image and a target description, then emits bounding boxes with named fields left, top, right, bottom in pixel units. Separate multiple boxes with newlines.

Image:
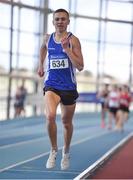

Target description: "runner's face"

left=53, top=12, right=70, bottom=33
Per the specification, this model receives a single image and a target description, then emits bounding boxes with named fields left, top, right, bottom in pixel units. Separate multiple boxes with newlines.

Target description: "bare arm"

left=61, top=35, right=84, bottom=71
left=38, top=34, right=49, bottom=77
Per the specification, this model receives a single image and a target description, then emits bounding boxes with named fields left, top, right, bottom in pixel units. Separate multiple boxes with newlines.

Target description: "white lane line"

left=0, top=131, right=109, bottom=173
left=7, top=168, right=79, bottom=175
left=0, top=128, right=106, bottom=149
left=0, top=137, right=44, bottom=149
left=0, top=152, right=49, bottom=173
left=73, top=131, right=133, bottom=180
left=72, top=131, right=109, bottom=146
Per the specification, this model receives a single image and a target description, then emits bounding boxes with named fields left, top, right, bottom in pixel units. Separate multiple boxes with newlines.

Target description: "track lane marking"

left=74, top=131, right=133, bottom=180
left=0, top=131, right=109, bottom=173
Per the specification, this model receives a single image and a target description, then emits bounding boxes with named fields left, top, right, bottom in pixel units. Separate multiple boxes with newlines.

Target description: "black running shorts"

left=43, top=86, right=79, bottom=105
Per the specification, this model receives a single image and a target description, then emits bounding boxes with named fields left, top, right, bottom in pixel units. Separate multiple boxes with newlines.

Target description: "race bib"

left=50, top=58, right=68, bottom=69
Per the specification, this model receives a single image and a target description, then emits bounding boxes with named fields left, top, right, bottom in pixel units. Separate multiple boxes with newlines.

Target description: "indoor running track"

left=0, top=112, right=133, bottom=179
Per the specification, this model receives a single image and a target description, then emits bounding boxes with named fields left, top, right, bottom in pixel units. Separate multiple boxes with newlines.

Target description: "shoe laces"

left=62, top=153, right=70, bottom=160
left=49, top=150, right=57, bottom=159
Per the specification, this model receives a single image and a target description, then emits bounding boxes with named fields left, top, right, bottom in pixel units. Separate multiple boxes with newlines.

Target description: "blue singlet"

left=44, top=32, right=77, bottom=90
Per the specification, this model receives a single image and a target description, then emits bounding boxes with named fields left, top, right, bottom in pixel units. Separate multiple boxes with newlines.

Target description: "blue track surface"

left=0, top=112, right=133, bottom=179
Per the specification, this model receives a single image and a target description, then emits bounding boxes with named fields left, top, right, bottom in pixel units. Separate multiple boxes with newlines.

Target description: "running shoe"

left=61, top=151, right=70, bottom=170
left=114, top=125, right=124, bottom=132
left=46, top=150, right=57, bottom=169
